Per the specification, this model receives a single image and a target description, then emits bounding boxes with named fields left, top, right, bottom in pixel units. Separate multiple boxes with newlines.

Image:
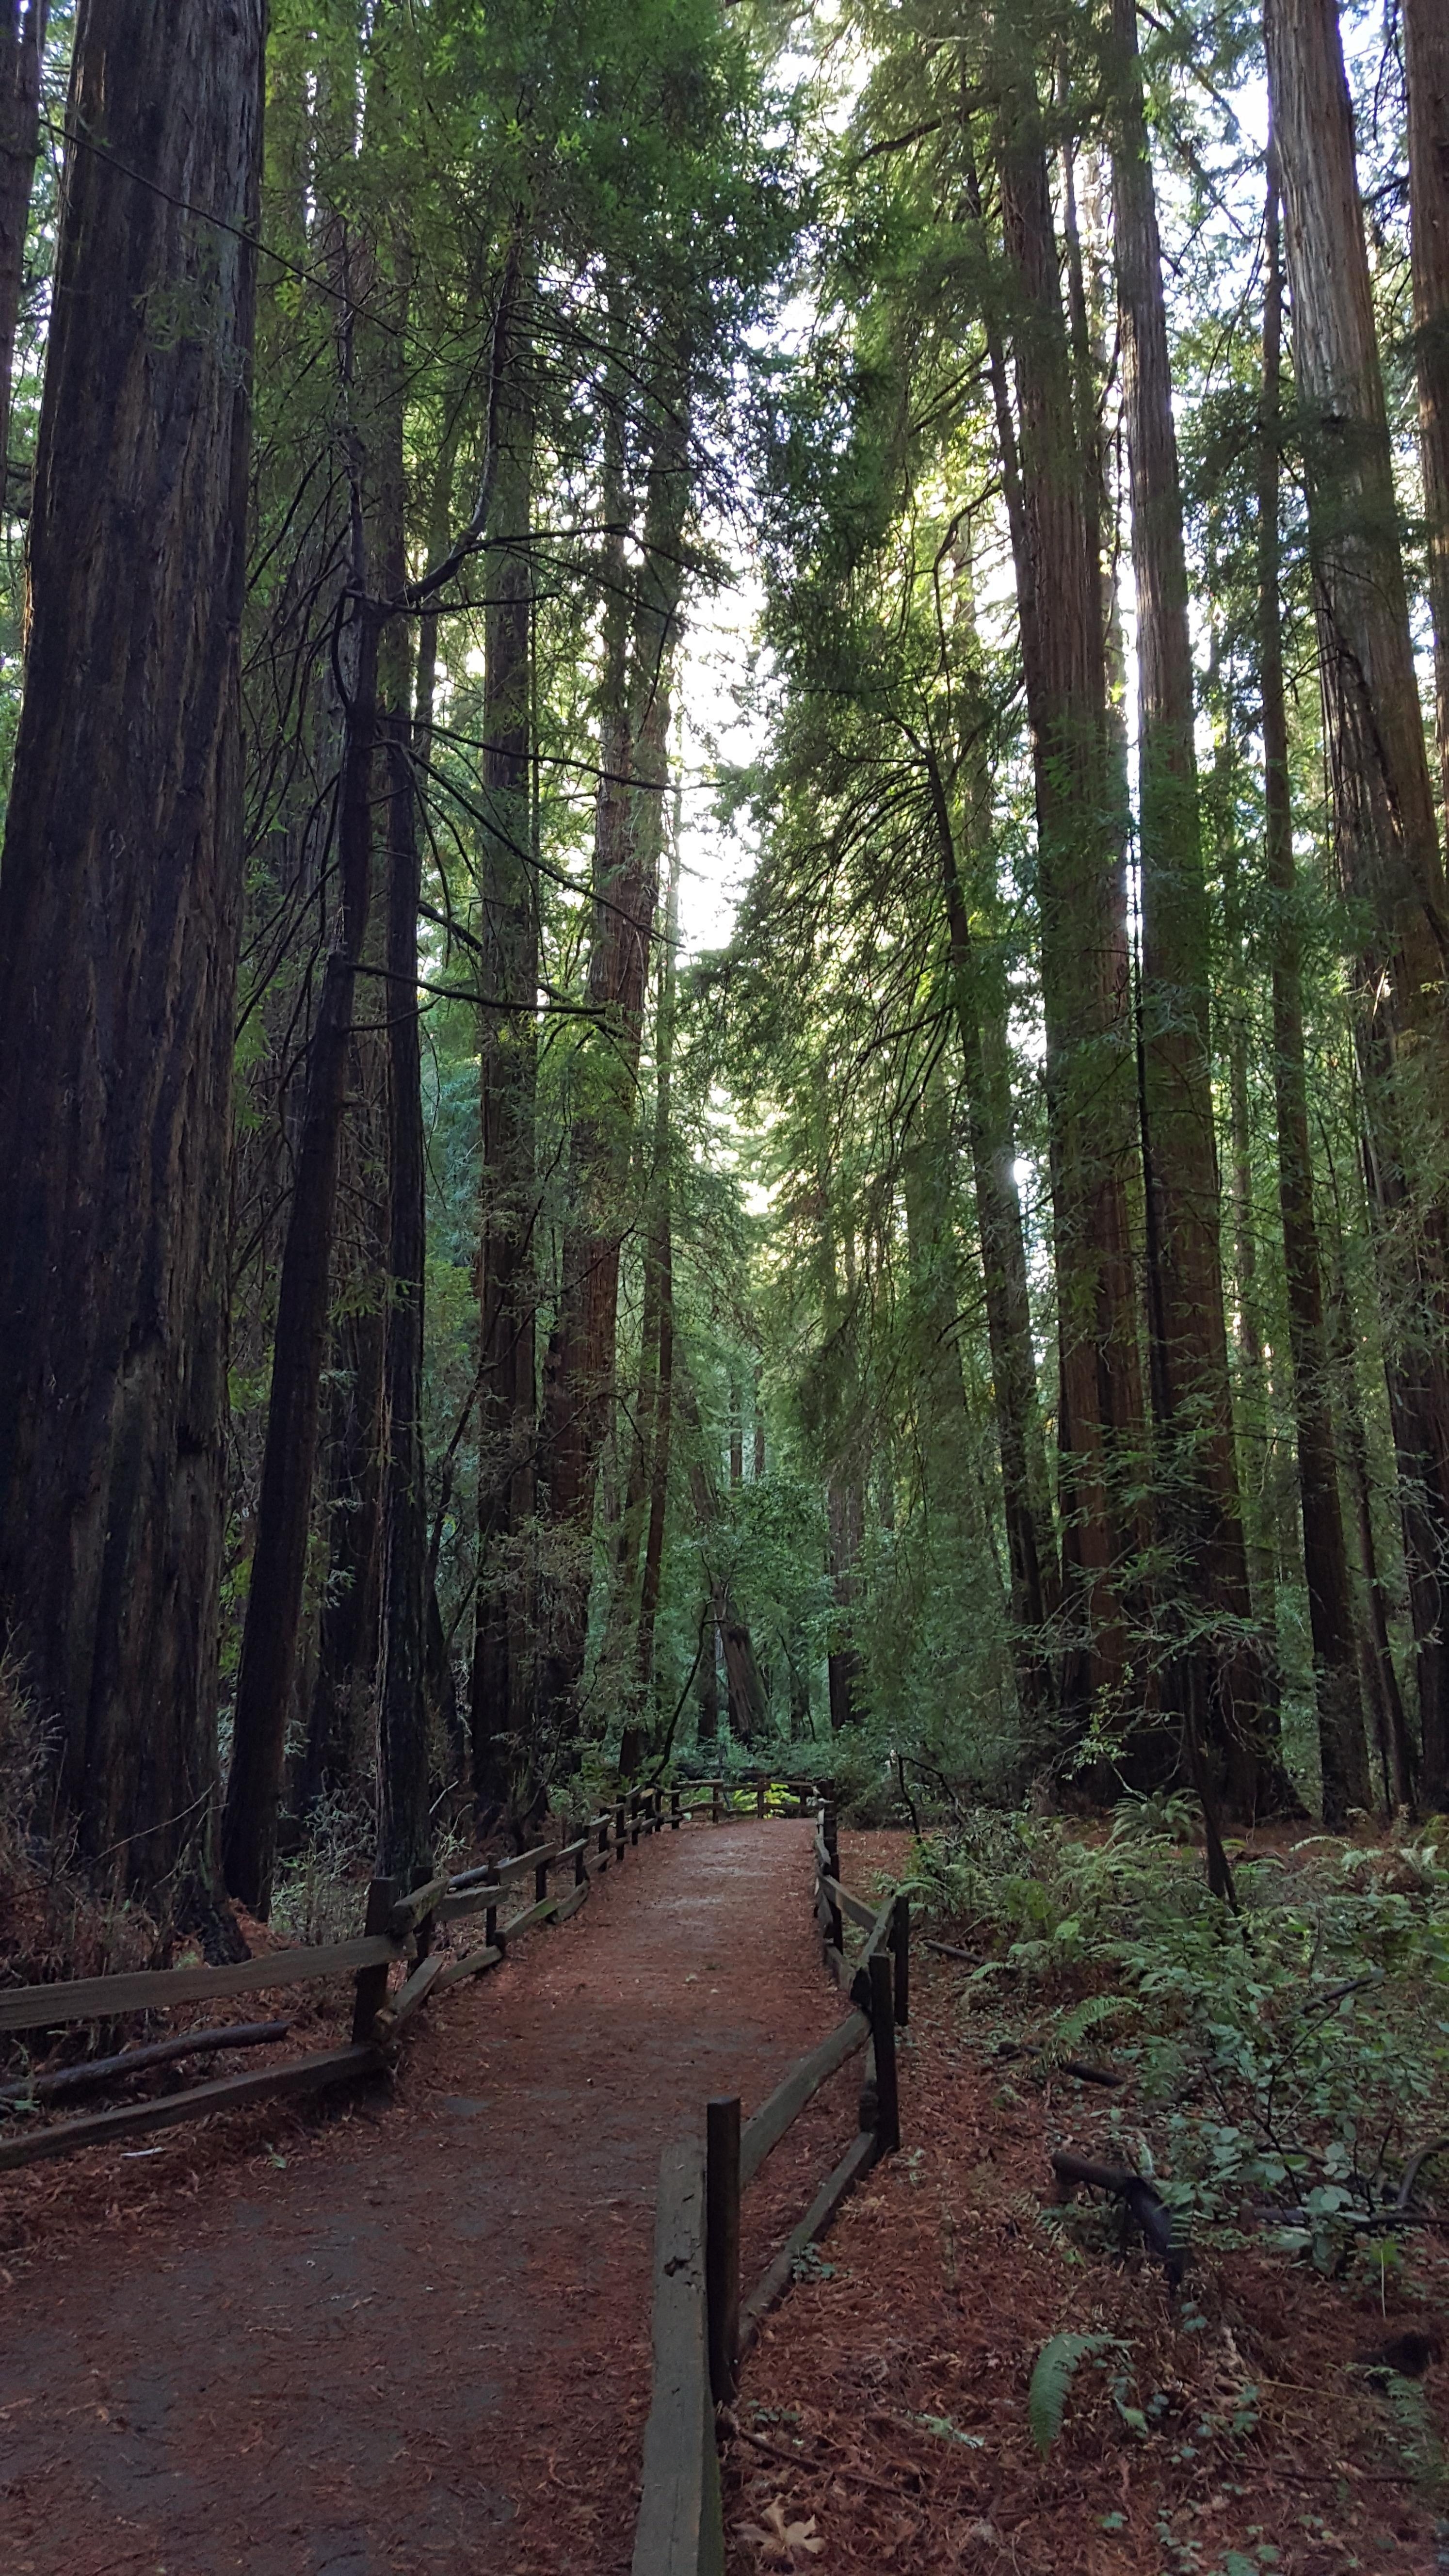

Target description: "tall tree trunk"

left=992, top=62, right=1148, bottom=1734
left=0, top=0, right=45, bottom=491
left=1406, top=0, right=1449, bottom=833
left=374, top=252, right=432, bottom=1893
left=538, top=393, right=688, bottom=1754
left=0, top=0, right=263, bottom=1896
left=1322, top=1163, right=1417, bottom=1808
left=1257, top=155, right=1371, bottom=1818
left=299, top=1294, right=386, bottom=1814
left=224, top=592, right=381, bottom=1913
left=1267, top=0, right=1449, bottom=1806
left=1111, top=0, right=1273, bottom=1809
left=677, top=1368, right=768, bottom=1744
left=470, top=357, right=539, bottom=1809
left=635, top=842, right=679, bottom=1705
left=927, top=738, right=1059, bottom=1732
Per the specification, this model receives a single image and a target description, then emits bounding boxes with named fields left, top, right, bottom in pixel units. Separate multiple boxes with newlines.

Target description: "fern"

left=1040, top=1991, right=1136, bottom=2063
left=1028, top=2332, right=1124, bottom=2456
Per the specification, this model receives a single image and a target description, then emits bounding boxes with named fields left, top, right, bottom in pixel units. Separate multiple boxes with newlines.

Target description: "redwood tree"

left=1266, top=0, right=1449, bottom=1805
left=0, top=0, right=265, bottom=1892
left=1405, top=0, right=1449, bottom=830
left=993, top=58, right=1149, bottom=1735
left=1256, top=154, right=1374, bottom=1816
left=1111, top=0, right=1284, bottom=1808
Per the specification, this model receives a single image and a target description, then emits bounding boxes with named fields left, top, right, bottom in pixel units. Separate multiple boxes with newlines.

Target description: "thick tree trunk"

left=928, top=741, right=1059, bottom=1730
left=0, top=0, right=263, bottom=1893
left=635, top=845, right=679, bottom=1705
left=1111, top=0, right=1273, bottom=1809
left=299, top=1296, right=386, bottom=1813
left=993, top=64, right=1149, bottom=1734
left=1257, top=160, right=1370, bottom=1819
left=223, top=596, right=380, bottom=1913
left=470, top=371, right=539, bottom=1807
left=1406, top=0, right=1449, bottom=831
left=0, top=0, right=45, bottom=489
left=374, top=289, right=432, bottom=1893
left=539, top=399, right=687, bottom=1751
left=1267, top=0, right=1449, bottom=1805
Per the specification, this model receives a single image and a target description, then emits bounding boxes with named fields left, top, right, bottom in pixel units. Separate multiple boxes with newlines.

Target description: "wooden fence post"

left=351, top=1878, right=397, bottom=2044
left=867, top=1951, right=900, bottom=2154
left=711, top=1782, right=723, bottom=1827
left=630, top=1790, right=642, bottom=1847
left=755, top=1777, right=767, bottom=1821
left=670, top=1787, right=681, bottom=1831
left=891, top=1893, right=910, bottom=2027
left=823, top=1800, right=839, bottom=1884
left=632, top=2141, right=723, bottom=2576
left=615, top=1797, right=627, bottom=1860
left=706, top=2095, right=741, bottom=2404
left=534, top=1852, right=551, bottom=1905
left=575, top=1840, right=588, bottom=1888
left=597, top=1815, right=610, bottom=1863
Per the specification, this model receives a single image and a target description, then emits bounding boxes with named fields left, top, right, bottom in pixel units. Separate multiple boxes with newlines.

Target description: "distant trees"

left=6, top=0, right=1449, bottom=1910
left=726, top=0, right=1449, bottom=1820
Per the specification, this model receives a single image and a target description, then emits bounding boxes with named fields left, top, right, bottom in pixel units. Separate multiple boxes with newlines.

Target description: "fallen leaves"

left=735, top=2499, right=825, bottom=2563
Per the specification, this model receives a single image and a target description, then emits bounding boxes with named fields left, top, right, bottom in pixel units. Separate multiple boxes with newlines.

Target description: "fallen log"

left=0, top=2019, right=292, bottom=2109
left=1049, top=2147, right=1186, bottom=2287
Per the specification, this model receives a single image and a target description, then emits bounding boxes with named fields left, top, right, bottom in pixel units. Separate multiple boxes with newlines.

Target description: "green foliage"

left=1028, top=2332, right=1127, bottom=2456
left=919, top=1811, right=1449, bottom=2263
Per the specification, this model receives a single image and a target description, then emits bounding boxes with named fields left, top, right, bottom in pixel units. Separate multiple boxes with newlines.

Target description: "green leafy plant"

left=1028, top=2331, right=1129, bottom=2456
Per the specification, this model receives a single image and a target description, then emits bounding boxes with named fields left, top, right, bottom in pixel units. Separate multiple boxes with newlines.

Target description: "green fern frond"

left=1028, top=2331, right=1123, bottom=2456
left=1042, top=1992, right=1137, bottom=2061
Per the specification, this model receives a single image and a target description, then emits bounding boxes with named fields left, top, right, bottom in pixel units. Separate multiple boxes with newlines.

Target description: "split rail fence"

left=0, top=1774, right=819, bottom=2174
left=632, top=1804, right=909, bottom=2576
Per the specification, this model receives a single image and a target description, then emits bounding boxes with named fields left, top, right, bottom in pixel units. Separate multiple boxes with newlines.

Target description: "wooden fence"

left=632, top=1803, right=909, bottom=2576
left=0, top=1775, right=819, bottom=2174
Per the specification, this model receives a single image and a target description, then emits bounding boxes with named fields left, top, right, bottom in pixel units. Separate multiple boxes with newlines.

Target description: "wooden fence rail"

left=0, top=1773, right=832, bottom=2178
left=631, top=1803, right=908, bottom=2575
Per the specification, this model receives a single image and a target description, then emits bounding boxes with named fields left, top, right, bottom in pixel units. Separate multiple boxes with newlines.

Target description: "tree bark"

left=470, top=353, right=539, bottom=1808
left=1257, top=156, right=1370, bottom=1819
left=1111, top=0, right=1273, bottom=1809
left=0, top=0, right=46, bottom=490
left=635, top=841, right=679, bottom=1705
left=374, top=247, right=432, bottom=1893
left=1405, top=0, right=1449, bottom=833
left=1267, top=0, right=1449, bottom=1805
left=0, top=0, right=263, bottom=1892
left=928, top=738, right=1059, bottom=1731
left=538, top=391, right=688, bottom=1753
left=992, top=63, right=1149, bottom=1735
left=224, top=590, right=381, bottom=1913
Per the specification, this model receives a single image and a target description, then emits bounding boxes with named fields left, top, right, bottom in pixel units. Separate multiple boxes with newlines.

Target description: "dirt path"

left=0, top=1818, right=847, bottom=2576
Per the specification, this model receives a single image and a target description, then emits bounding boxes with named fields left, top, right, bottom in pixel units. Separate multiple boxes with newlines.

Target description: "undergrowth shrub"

left=0, top=1657, right=167, bottom=2069
left=915, top=1803, right=1449, bottom=2264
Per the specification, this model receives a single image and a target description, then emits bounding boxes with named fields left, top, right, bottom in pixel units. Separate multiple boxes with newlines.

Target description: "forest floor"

left=0, top=1815, right=860, bottom=2576
left=6, top=1817, right=1448, bottom=2575
left=723, top=1829, right=1449, bottom=2576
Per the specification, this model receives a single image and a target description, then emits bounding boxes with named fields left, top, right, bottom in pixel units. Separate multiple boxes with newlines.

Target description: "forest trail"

left=0, top=1818, right=850, bottom=2576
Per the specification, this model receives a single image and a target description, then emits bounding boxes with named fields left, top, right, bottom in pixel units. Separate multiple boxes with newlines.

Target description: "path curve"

left=0, top=1819, right=848, bottom=2576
